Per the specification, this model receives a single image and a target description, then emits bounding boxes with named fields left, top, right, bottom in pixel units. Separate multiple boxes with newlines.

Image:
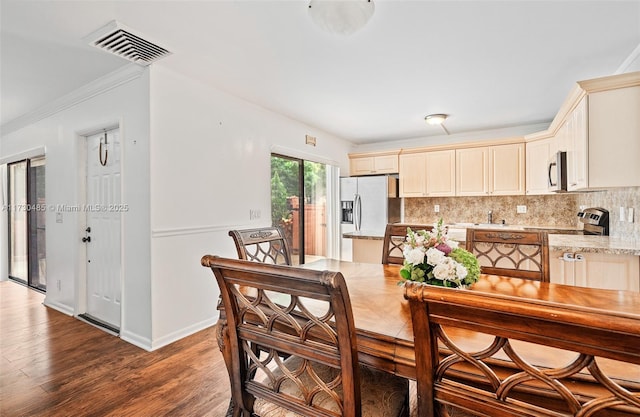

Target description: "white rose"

left=455, top=262, right=468, bottom=279
left=433, top=261, right=454, bottom=280
left=405, top=247, right=426, bottom=266
left=425, top=247, right=446, bottom=266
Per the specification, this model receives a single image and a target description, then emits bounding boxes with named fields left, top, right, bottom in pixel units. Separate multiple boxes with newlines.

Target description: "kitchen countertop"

left=343, top=227, right=640, bottom=256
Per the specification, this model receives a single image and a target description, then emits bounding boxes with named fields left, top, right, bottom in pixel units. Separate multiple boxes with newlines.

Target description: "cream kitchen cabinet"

left=455, top=147, right=488, bottom=196
left=352, top=238, right=384, bottom=263
left=349, top=151, right=399, bottom=176
left=560, top=76, right=640, bottom=191
left=399, top=149, right=455, bottom=197
left=525, top=137, right=553, bottom=195
left=550, top=250, right=640, bottom=292
left=524, top=72, right=640, bottom=192
left=564, top=96, right=588, bottom=190
left=577, top=84, right=640, bottom=190
left=455, top=143, right=525, bottom=196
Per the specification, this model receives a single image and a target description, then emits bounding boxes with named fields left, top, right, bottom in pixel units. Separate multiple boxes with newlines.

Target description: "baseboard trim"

left=150, top=316, right=218, bottom=351
left=120, top=330, right=153, bottom=352
left=43, top=299, right=75, bottom=316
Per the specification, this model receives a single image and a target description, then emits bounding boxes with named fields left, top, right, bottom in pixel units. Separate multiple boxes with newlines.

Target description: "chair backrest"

left=202, top=255, right=362, bottom=417
left=228, top=226, right=292, bottom=265
left=404, top=281, right=640, bottom=417
left=465, top=228, right=550, bottom=282
left=382, top=223, right=434, bottom=265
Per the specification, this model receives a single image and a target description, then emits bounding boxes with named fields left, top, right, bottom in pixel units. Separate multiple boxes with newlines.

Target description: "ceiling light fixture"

left=424, top=113, right=450, bottom=135
left=308, top=0, right=375, bottom=36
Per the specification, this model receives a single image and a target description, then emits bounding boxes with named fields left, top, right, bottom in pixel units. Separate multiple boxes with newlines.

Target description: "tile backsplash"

left=403, top=187, right=640, bottom=240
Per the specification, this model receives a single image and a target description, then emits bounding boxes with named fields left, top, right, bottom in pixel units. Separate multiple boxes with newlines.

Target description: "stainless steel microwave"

left=548, top=151, right=567, bottom=192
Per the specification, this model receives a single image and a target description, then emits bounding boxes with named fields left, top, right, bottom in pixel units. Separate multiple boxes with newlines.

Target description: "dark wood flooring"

left=2, top=281, right=474, bottom=417
left=0, top=281, right=232, bottom=417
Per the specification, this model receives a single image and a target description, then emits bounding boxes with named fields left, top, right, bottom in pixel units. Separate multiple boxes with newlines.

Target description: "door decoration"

left=99, top=131, right=108, bottom=166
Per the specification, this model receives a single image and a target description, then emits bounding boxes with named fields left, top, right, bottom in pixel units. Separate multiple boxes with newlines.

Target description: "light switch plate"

left=620, top=206, right=626, bottom=222
left=628, top=208, right=634, bottom=223
left=516, top=205, right=527, bottom=214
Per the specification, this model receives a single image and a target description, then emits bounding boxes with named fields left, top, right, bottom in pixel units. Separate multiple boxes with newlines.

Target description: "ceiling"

left=1, top=1, right=639, bottom=145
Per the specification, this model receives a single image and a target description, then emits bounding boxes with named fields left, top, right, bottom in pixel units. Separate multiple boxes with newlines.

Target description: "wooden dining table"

left=300, top=258, right=640, bottom=384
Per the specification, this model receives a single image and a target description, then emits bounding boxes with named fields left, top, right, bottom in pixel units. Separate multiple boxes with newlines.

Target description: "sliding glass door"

left=8, top=157, right=46, bottom=291
left=271, top=154, right=327, bottom=265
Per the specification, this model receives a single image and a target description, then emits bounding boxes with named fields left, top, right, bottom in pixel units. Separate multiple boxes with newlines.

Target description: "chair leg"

left=224, top=399, right=234, bottom=417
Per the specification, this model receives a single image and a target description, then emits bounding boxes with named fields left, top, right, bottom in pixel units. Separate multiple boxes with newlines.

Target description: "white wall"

left=0, top=66, right=153, bottom=347
left=147, top=66, right=352, bottom=349
left=0, top=62, right=352, bottom=351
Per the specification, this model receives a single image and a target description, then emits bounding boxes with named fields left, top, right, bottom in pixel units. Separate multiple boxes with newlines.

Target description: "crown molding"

left=578, top=70, right=640, bottom=94
left=1, top=64, right=146, bottom=136
left=348, top=149, right=400, bottom=158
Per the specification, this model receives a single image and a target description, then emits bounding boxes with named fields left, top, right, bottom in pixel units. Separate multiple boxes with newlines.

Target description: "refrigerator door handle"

left=354, top=194, right=362, bottom=231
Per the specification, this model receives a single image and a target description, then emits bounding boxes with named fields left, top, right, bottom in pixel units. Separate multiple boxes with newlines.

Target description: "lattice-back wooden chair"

left=465, top=228, right=550, bottom=282
left=404, top=281, right=640, bottom=417
left=202, top=256, right=410, bottom=417
left=382, top=223, right=434, bottom=265
left=228, top=226, right=292, bottom=266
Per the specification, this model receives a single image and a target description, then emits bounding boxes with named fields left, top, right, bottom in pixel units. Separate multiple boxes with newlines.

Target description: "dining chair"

left=465, top=228, right=550, bottom=282
left=202, top=255, right=410, bottom=417
left=404, top=280, right=640, bottom=417
left=228, top=226, right=292, bottom=265
left=382, top=223, right=434, bottom=265
left=223, top=226, right=293, bottom=415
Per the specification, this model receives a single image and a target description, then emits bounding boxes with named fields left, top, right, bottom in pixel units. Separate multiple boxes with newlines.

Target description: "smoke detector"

left=84, top=20, right=171, bottom=66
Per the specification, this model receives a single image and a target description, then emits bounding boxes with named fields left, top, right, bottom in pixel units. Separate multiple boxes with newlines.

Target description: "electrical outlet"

left=628, top=208, right=634, bottom=223
left=620, top=207, right=626, bottom=222
left=249, top=209, right=261, bottom=220
left=516, top=205, right=527, bottom=214
left=57, top=280, right=61, bottom=291
left=434, top=204, right=440, bottom=213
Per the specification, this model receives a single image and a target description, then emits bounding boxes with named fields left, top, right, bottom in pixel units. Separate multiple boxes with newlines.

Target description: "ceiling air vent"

left=85, top=20, right=171, bottom=66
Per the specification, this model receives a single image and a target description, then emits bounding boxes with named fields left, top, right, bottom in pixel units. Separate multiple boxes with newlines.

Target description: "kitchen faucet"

left=487, top=210, right=493, bottom=224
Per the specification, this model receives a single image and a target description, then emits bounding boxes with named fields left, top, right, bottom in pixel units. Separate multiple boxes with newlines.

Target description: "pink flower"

left=436, top=243, right=452, bottom=255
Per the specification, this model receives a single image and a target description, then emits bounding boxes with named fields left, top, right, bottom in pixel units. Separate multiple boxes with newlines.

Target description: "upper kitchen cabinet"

left=456, top=142, right=525, bottom=196
left=564, top=96, right=588, bottom=190
left=540, top=71, right=640, bottom=191
left=349, top=150, right=399, bottom=176
left=491, top=143, right=525, bottom=195
left=456, top=147, right=488, bottom=196
left=525, top=135, right=553, bottom=195
left=581, top=82, right=640, bottom=189
left=399, top=149, right=455, bottom=197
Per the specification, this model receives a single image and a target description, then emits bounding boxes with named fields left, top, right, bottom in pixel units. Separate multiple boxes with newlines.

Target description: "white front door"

left=85, top=128, right=122, bottom=329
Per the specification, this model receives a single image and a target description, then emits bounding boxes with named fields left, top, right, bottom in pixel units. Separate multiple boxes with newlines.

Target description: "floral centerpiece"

left=399, top=219, right=480, bottom=288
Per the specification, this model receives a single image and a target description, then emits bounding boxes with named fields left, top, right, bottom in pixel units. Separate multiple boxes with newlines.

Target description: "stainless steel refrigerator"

left=340, top=175, right=401, bottom=261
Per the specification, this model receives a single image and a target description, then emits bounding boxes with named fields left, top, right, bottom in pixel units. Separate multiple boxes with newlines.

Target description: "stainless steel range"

left=577, top=207, right=609, bottom=235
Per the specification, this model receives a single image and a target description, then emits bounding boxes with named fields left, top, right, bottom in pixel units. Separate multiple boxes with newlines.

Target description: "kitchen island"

left=343, top=228, right=640, bottom=256
left=343, top=227, right=640, bottom=291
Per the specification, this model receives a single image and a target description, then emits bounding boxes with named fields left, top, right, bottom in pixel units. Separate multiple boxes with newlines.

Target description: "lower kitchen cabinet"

left=352, top=239, right=384, bottom=263
left=550, top=250, right=640, bottom=292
